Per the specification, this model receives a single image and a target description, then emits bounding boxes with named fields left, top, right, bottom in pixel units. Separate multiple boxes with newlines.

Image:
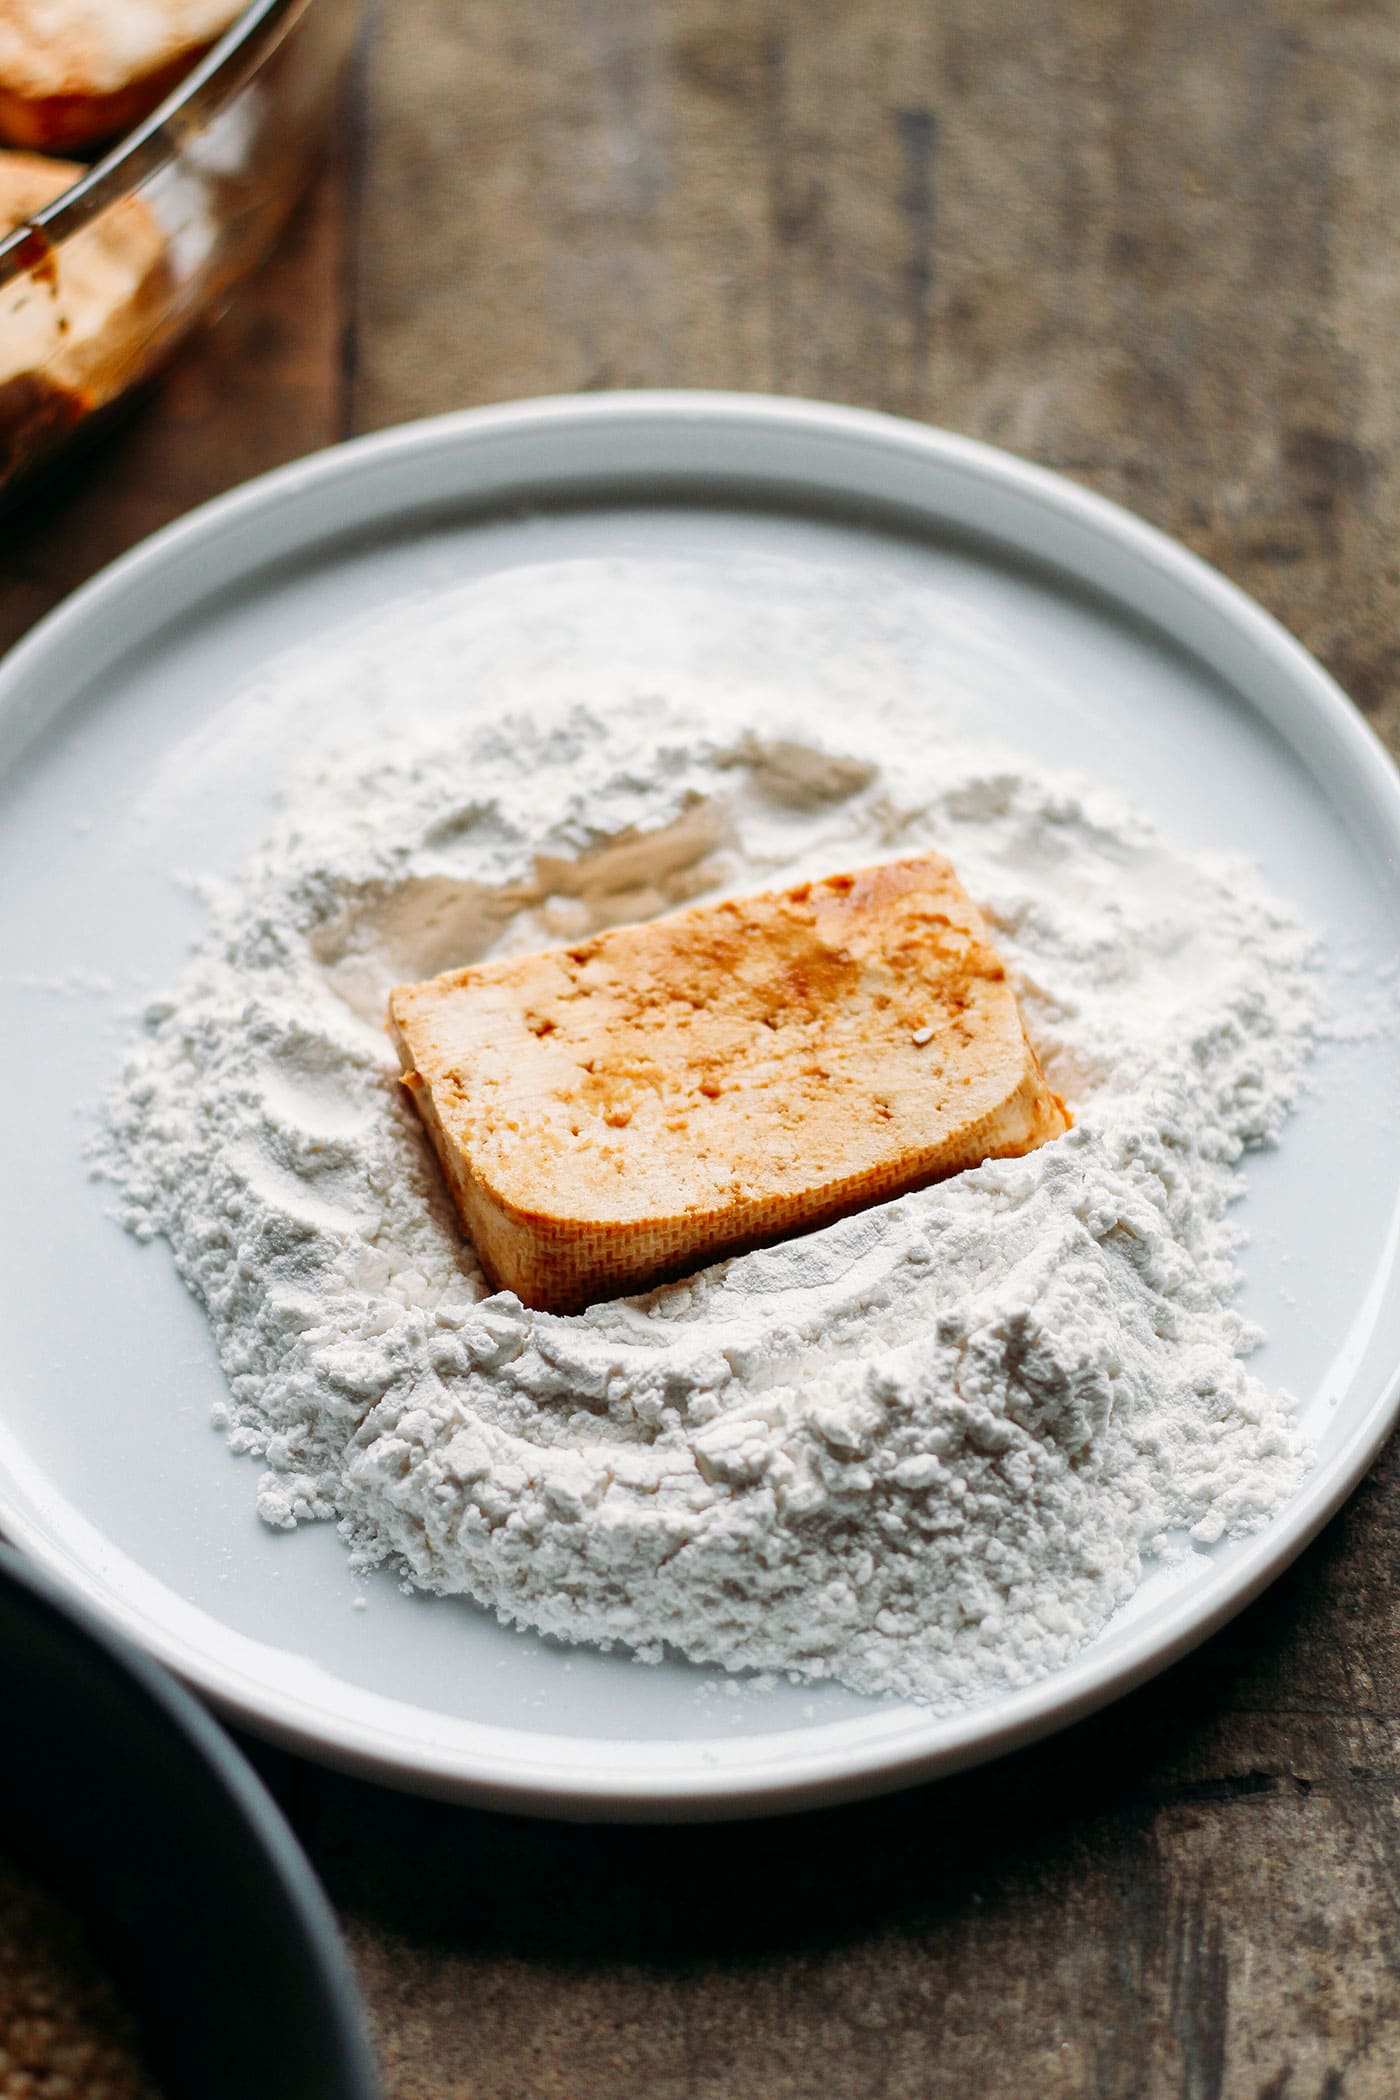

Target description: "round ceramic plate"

left=1, top=394, right=1398, bottom=1820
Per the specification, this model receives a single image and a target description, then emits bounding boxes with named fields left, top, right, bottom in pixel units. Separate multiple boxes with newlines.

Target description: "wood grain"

left=5, top=1, right=1400, bottom=2094
left=355, top=0, right=1400, bottom=759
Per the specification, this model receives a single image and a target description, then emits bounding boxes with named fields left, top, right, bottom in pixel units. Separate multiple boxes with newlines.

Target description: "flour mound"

left=98, top=689, right=1319, bottom=1708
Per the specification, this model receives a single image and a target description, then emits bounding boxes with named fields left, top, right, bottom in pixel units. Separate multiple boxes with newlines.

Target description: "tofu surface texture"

left=389, top=853, right=1070, bottom=1315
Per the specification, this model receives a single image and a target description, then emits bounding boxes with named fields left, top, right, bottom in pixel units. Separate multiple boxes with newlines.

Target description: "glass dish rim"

left=0, top=0, right=321, bottom=291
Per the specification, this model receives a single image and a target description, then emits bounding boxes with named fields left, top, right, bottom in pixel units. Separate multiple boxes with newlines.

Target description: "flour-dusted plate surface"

left=1, top=394, right=1398, bottom=1818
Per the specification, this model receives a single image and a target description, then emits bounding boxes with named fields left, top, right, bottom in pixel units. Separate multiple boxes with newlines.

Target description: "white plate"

left=1, top=393, right=1398, bottom=1821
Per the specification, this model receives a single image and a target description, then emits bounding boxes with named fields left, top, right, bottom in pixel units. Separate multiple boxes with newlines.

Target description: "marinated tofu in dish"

left=0, top=147, right=167, bottom=477
left=0, top=0, right=247, bottom=152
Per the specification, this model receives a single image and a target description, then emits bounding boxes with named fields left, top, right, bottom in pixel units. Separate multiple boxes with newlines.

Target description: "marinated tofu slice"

left=0, top=0, right=247, bottom=152
left=0, top=148, right=167, bottom=477
left=389, top=853, right=1070, bottom=1314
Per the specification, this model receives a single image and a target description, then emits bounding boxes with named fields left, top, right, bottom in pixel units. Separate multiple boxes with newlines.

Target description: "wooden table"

left=7, top=5, right=1400, bottom=2093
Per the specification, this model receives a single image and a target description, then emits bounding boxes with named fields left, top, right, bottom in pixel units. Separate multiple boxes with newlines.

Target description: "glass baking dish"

left=0, top=0, right=364, bottom=500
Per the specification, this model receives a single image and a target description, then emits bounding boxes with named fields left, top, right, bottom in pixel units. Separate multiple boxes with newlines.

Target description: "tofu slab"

left=389, top=853, right=1070, bottom=1314
left=0, top=0, right=247, bottom=151
left=0, top=151, right=167, bottom=374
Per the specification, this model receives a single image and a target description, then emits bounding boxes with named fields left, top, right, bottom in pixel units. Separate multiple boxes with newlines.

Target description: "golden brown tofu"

left=389, top=853, right=1070, bottom=1314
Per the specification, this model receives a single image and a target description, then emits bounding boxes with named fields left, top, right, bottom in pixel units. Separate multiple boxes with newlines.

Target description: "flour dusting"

left=97, top=619, right=1321, bottom=1708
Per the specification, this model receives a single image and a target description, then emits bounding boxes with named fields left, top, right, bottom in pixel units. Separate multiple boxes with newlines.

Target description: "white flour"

left=97, top=636, right=1321, bottom=1708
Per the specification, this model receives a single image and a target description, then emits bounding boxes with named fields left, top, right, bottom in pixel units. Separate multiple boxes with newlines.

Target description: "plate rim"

left=2, top=388, right=1399, bottom=1821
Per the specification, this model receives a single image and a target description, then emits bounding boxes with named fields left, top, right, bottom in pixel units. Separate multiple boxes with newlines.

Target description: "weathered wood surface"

left=6, top=3, right=1400, bottom=2094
